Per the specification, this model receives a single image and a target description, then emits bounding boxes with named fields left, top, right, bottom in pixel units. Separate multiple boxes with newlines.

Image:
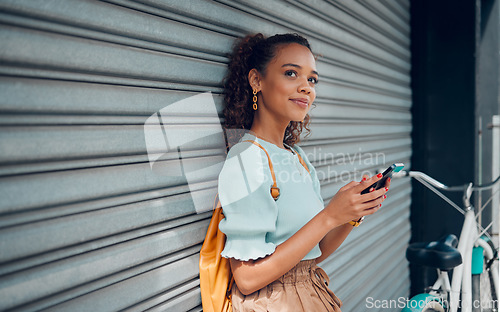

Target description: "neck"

left=249, top=111, right=290, bottom=149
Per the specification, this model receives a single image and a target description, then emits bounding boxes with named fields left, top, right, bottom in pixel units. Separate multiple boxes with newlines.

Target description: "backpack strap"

left=242, top=140, right=311, bottom=201
left=294, top=149, right=310, bottom=174
left=243, top=140, right=281, bottom=200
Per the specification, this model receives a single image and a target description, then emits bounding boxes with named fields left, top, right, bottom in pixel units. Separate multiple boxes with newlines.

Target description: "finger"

left=385, top=177, right=391, bottom=189
left=361, top=190, right=387, bottom=207
left=363, top=204, right=381, bottom=215
left=361, top=174, right=370, bottom=182
left=361, top=186, right=388, bottom=202
left=339, top=180, right=359, bottom=191
left=361, top=196, right=385, bottom=212
left=374, top=192, right=388, bottom=206
left=353, top=173, right=383, bottom=193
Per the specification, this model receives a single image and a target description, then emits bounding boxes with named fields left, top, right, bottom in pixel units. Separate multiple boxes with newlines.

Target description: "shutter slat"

left=0, top=1, right=412, bottom=310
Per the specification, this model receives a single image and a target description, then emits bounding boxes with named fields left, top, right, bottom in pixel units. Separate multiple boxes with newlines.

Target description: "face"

left=252, top=43, right=318, bottom=123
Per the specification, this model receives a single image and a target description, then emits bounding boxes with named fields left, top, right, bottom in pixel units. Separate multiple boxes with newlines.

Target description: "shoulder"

left=227, top=139, right=267, bottom=159
left=219, top=140, right=270, bottom=183
left=223, top=140, right=269, bottom=171
left=292, top=144, right=314, bottom=169
left=292, top=144, right=307, bottom=158
left=218, top=140, right=275, bottom=207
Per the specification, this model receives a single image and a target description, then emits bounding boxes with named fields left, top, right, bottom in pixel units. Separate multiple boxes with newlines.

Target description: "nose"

left=298, top=77, right=313, bottom=94
left=299, top=84, right=312, bottom=94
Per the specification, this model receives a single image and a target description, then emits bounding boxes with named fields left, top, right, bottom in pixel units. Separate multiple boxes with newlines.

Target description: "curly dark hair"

left=222, top=33, right=314, bottom=149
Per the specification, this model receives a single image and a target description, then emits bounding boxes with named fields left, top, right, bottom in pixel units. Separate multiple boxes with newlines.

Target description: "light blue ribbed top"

left=218, top=133, right=324, bottom=261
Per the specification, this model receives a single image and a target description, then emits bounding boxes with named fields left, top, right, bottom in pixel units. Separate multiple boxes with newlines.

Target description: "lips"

left=290, top=98, right=309, bottom=108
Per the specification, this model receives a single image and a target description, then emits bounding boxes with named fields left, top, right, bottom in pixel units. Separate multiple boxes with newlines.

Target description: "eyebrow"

left=282, top=63, right=319, bottom=76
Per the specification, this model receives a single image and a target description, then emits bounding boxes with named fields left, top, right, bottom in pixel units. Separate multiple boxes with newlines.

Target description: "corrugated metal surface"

left=0, top=0, right=411, bottom=311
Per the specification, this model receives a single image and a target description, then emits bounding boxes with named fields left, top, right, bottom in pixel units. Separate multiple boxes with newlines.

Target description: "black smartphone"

left=361, top=163, right=404, bottom=194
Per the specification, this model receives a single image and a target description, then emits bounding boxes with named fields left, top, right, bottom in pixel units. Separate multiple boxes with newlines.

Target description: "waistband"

left=273, top=259, right=321, bottom=285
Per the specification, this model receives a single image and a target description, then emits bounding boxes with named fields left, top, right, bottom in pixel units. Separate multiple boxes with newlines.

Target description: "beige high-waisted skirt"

left=230, top=260, right=342, bottom=312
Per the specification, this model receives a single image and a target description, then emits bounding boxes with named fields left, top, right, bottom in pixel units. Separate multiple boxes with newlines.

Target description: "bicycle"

left=396, top=170, right=500, bottom=312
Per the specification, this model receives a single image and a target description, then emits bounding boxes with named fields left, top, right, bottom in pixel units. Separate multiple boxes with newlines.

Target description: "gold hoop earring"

left=252, top=90, right=258, bottom=111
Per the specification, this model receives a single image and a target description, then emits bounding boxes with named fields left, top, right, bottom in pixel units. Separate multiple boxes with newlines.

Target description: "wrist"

left=318, top=210, right=343, bottom=230
left=348, top=216, right=365, bottom=227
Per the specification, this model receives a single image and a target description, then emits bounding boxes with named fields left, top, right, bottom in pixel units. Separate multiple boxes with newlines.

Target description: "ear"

left=247, top=68, right=262, bottom=91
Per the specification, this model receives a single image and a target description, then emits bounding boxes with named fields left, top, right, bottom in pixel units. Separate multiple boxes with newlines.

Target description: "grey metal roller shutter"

left=0, top=1, right=411, bottom=311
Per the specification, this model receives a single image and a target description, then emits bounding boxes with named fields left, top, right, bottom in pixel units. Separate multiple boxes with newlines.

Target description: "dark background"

left=409, top=0, right=499, bottom=295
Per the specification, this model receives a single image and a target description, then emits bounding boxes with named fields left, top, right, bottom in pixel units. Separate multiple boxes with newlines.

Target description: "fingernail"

left=384, top=195, right=387, bottom=199
left=362, top=177, right=367, bottom=181
left=379, top=203, right=382, bottom=207
left=370, top=187, right=374, bottom=192
left=377, top=173, right=383, bottom=178
left=388, top=178, right=391, bottom=183
left=385, top=187, right=389, bottom=191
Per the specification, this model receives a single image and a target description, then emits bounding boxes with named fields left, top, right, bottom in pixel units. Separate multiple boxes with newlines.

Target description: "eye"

left=308, top=77, right=319, bottom=84
left=284, top=70, right=297, bottom=78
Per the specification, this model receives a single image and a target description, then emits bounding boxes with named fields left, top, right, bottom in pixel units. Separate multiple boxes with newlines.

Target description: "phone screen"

left=361, top=163, right=404, bottom=194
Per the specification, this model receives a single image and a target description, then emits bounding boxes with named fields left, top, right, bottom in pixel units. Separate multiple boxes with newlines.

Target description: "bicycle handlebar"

left=472, top=174, right=500, bottom=190
left=394, top=170, right=500, bottom=192
left=394, top=170, right=499, bottom=232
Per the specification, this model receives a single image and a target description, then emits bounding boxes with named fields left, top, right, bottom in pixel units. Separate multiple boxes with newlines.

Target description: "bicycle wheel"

left=472, top=238, right=498, bottom=312
left=482, top=269, right=498, bottom=310
left=472, top=273, right=497, bottom=312
left=401, top=294, right=445, bottom=312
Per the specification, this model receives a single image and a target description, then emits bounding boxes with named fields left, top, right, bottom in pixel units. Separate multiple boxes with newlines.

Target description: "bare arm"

left=315, top=223, right=354, bottom=264
left=230, top=209, right=333, bottom=295
left=230, top=174, right=388, bottom=295
left=315, top=176, right=392, bottom=264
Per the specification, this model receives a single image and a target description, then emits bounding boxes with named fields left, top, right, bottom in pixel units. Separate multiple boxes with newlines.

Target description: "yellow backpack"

left=199, top=140, right=309, bottom=311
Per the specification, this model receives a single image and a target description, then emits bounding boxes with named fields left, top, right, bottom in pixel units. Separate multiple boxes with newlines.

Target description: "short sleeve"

left=217, top=142, right=279, bottom=261
left=293, top=145, right=325, bottom=207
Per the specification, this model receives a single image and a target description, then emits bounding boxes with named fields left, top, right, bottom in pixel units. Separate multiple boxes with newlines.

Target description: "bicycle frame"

left=398, top=171, right=499, bottom=312
left=423, top=208, right=484, bottom=312
left=449, top=208, right=476, bottom=312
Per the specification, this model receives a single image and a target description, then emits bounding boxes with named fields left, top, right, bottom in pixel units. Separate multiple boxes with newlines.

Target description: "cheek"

left=310, top=88, right=317, bottom=101
left=269, top=78, right=291, bottom=93
left=262, top=78, right=291, bottom=100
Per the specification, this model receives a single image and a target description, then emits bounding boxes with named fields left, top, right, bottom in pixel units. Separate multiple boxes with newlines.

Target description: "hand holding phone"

left=361, top=163, right=404, bottom=194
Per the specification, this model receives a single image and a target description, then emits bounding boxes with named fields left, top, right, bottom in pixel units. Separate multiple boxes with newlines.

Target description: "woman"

left=217, top=33, right=390, bottom=311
